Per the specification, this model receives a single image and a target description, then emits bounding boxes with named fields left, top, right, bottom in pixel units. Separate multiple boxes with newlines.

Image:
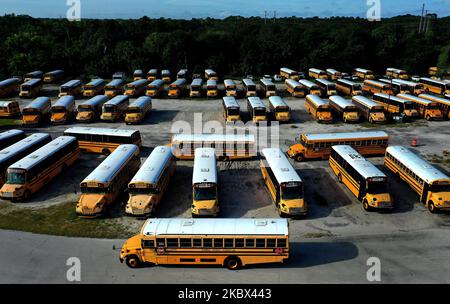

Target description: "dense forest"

left=0, top=14, right=450, bottom=79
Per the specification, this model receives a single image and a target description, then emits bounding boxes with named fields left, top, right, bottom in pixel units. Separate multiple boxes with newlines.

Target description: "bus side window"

left=213, top=238, right=223, bottom=248
left=156, top=238, right=166, bottom=247
left=235, top=238, right=245, bottom=248
left=193, top=238, right=202, bottom=247
left=224, top=238, right=234, bottom=248
left=245, top=239, right=255, bottom=248
left=179, top=238, right=192, bottom=248
left=255, top=239, right=266, bottom=248
left=266, top=239, right=276, bottom=248
left=166, top=238, right=178, bottom=247
left=277, top=238, right=287, bottom=248
left=142, top=240, right=155, bottom=248
left=203, top=238, right=213, bottom=248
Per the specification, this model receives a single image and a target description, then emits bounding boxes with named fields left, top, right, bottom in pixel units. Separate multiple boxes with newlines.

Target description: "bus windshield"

left=52, top=108, right=67, bottom=113
left=281, top=184, right=303, bottom=200
left=23, top=109, right=41, bottom=115
left=81, top=187, right=108, bottom=194
left=427, top=104, right=439, bottom=110
left=78, top=107, right=92, bottom=112
left=430, top=184, right=450, bottom=192
left=7, top=172, right=26, bottom=184
left=227, top=108, right=239, bottom=116
left=104, top=105, right=116, bottom=113
left=129, top=187, right=158, bottom=195
left=126, top=108, right=142, bottom=114
left=366, top=180, right=388, bottom=194
left=254, top=108, right=266, bottom=117
left=274, top=107, right=289, bottom=113
left=193, top=185, right=216, bottom=200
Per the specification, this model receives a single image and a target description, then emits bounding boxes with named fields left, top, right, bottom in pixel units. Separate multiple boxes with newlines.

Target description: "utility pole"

left=264, top=11, right=267, bottom=24
left=418, top=3, right=425, bottom=33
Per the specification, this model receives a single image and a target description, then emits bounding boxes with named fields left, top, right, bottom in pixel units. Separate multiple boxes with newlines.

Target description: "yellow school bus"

left=43, top=70, right=64, bottom=83
left=247, top=97, right=267, bottom=123
left=260, top=79, right=276, bottom=97
left=64, top=127, right=142, bottom=155
left=308, top=68, right=328, bottom=79
left=280, top=67, right=299, bottom=80
left=362, top=80, right=394, bottom=95
left=379, top=78, right=410, bottom=95
left=353, top=68, right=375, bottom=80
left=119, top=218, right=289, bottom=269
left=147, top=69, right=158, bottom=81
left=326, top=68, right=342, bottom=80
left=0, top=136, right=79, bottom=201
left=126, top=146, right=175, bottom=217
left=305, top=94, right=333, bottom=123
left=124, top=79, right=148, bottom=97
left=133, top=69, right=144, bottom=81
left=104, top=79, right=125, bottom=98
left=419, top=93, right=450, bottom=119
left=76, top=144, right=140, bottom=217
left=83, top=78, right=105, bottom=97
left=242, top=79, right=257, bottom=97
left=392, top=79, right=424, bottom=95
left=205, top=69, right=219, bottom=80
left=22, top=97, right=51, bottom=127
left=419, top=77, right=450, bottom=95
left=206, top=79, right=218, bottom=97
left=336, top=79, right=362, bottom=96
left=125, top=96, right=152, bottom=124
left=0, top=100, right=21, bottom=117
left=0, top=78, right=20, bottom=97
left=0, top=129, right=26, bottom=150
left=372, top=93, right=419, bottom=120
left=222, top=96, right=241, bottom=122
left=177, top=69, right=188, bottom=79
left=261, top=148, right=307, bottom=217
left=161, top=70, right=171, bottom=83
left=328, top=95, right=360, bottom=123
left=268, top=96, right=290, bottom=122
left=299, top=79, right=321, bottom=95
left=170, top=133, right=256, bottom=160
left=315, top=78, right=337, bottom=97
left=285, top=79, right=306, bottom=98
left=0, top=133, right=51, bottom=187
left=19, top=79, right=42, bottom=98
left=352, top=95, right=386, bottom=123
left=287, top=130, right=389, bottom=162
left=224, top=79, right=237, bottom=97
left=396, top=94, right=443, bottom=120
left=50, top=96, right=76, bottom=125
left=330, top=145, right=393, bottom=211
left=146, top=79, right=165, bottom=97
left=192, top=148, right=219, bottom=217
left=386, top=68, right=408, bottom=79
left=190, top=78, right=203, bottom=97
left=24, top=71, right=43, bottom=82
left=59, top=80, right=82, bottom=97
left=168, top=78, right=187, bottom=98
left=100, top=95, right=129, bottom=122
left=385, top=146, right=450, bottom=213
left=76, top=95, right=108, bottom=122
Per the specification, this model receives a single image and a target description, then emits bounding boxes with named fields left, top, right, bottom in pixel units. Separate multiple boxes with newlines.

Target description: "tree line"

left=0, top=14, right=449, bottom=80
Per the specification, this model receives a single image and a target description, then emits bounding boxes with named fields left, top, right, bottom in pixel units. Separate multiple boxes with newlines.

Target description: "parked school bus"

left=205, top=69, right=219, bottom=80
left=386, top=68, right=408, bottom=79
left=146, top=79, right=164, bottom=97
left=392, top=79, right=424, bottom=95
left=0, top=133, right=51, bottom=186
left=396, top=94, right=443, bottom=120
left=336, top=79, right=362, bottom=96
left=222, top=96, right=241, bottom=122
left=170, top=134, right=256, bottom=160
left=268, top=96, right=290, bottom=122
left=224, top=79, right=237, bottom=97
left=76, top=144, right=140, bottom=217
left=379, top=78, right=409, bottom=95
left=119, top=218, right=289, bottom=269
left=419, top=94, right=450, bottom=119
left=104, top=79, right=125, bottom=98
left=64, top=127, right=142, bottom=155
left=305, top=94, right=333, bottom=123
left=206, top=79, right=218, bottom=97
left=0, top=130, right=26, bottom=150
left=261, top=148, right=307, bottom=217
left=126, top=146, right=175, bottom=217
left=22, top=97, right=51, bottom=127
left=419, top=77, right=450, bottom=95
left=133, top=70, right=144, bottom=81
left=362, top=80, right=394, bottom=95
left=299, top=79, right=321, bottom=95
left=161, top=70, right=171, bottom=83
left=247, top=97, right=267, bottom=123
left=24, top=71, right=43, bottom=82
left=280, top=68, right=299, bottom=80
left=0, top=101, right=20, bottom=117
left=125, top=96, right=152, bottom=124
left=124, top=79, right=148, bottom=97
left=76, top=95, right=108, bottom=122
left=168, top=78, right=187, bottom=98
left=0, top=136, right=80, bottom=201
left=285, top=79, right=306, bottom=98
left=189, top=78, right=202, bottom=97
left=147, top=69, right=158, bottom=81
left=19, top=79, right=42, bottom=98
left=112, top=72, right=126, bottom=80
left=50, top=96, right=76, bottom=125
left=287, top=130, right=389, bottom=162
left=328, top=95, right=360, bottom=123
left=260, top=78, right=277, bottom=97
left=315, top=78, right=337, bottom=97
left=309, top=68, right=328, bottom=79
left=192, top=148, right=219, bottom=217
left=330, top=145, right=393, bottom=211
left=0, top=78, right=20, bottom=97
left=326, top=68, right=342, bottom=80
left=243, top=79, right=257, bottom=97
left=353, top=68, right=374, bottom=80
left=177, top=69, right=188, bottom=79
left=43, top=70, right=64, bottom=83
left=59, top=80, right=82, bottom=97
left=428, top=67, right=438, bottom=76
left=385, top=146, right=450, bottom=213
left=100, top=95, right=129, bottom=122
left=83, top=78, right=105, bottom=97
left=352, top=95, right=386, bottom=123
left=372, top=93, right=419, bottom=120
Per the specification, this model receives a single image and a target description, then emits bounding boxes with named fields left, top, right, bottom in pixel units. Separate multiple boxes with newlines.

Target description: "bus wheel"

left=363, top=200, right=371, bottom=211
left=428, top=202, right=438, bottom=213
left=426, top=115, right=431, bottom=121
left=125, top=255, right=141, bottom=268
left=337, top=174, right=343, bottom=183
left=102, top=148, right=111, bottom=156
left=294, top=154, right=303, bottom=162
left=369, top=117, right=373, bottom=123
left=22, top=190, right=31, bottom=201
left=224, top=256, right=242, bottom=270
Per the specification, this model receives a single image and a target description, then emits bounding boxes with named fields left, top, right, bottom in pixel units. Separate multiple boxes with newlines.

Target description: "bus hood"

left=77, top=111, right=94, bottom=120
left=0, top=184, right=25, bottom=199
left=317, top=112, right=332, bottom=121
left=120, top=234, right=142, bottom=262
left=280, top=199, right=308, bottom=214
left=125, top=113, right=141, bottom=122
left=51, top=113, right=67, bottom=122
left=370, top=112, right=385, bottom=122
left=126, top=194, right=156, bottom=215
left=192, top=200, right=218, bottom=215
left=366, top=193, right=393, bottom=208
left=430, top=192, right=450, bottom=208
left=344, top=112, right=359, bottom=121
left=77, top=194, right=108, bottom=215
left=23, top=114, right=40, bottom=124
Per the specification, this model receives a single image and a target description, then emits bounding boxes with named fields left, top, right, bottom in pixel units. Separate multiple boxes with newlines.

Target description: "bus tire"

left=369, top=117, right=374, bottom=124
left=426, top=115, right=431, bottom=121
left=125, top=255, right=141, bottom=268
left=363, top=199, right=371, bottom=211
left=337, top=174, right=343, bottom=183
left=294, top=154, right=303, bottom=162
left=102, top=148, right=111, bottom=156
left=22, top=190, right=31, bottom=201
left=428, top=202, right=438, bottom=213
left=224, top=256, right=242, bottom=270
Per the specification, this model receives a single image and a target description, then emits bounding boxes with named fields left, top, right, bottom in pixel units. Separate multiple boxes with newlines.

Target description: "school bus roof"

left=148, top=69, right=158, bottom=74
left=105, top=79, right=125, bottom=87
left=280, top=67, right=296, bottom=74
left=222, top=96, right=239, bottom=108
left=52, top=95, right=75, bottom=108
left=170, top=78, right=187, bottom=86
left=0, top=78, right=20, bottom=87
left=104, top=95, right=129, bottom=106
left=309, top=68, right=325, bottom=74
left=352, top=95, right=382, bottom=108
left=206, top=79, right=217, bottom=86
left=191, top=78, right=202, bottom=86
left=79, top=95, right=108, bottom=107
left=205, top=69, right=217, bottom=75
left=285, top=79, right=302, bottom=88
left=306, top=94, right=328, bottom=107
left=329, top=95, right=355, bottom=108
left=0, top=133, right=51, bottom=165
left=302, top=130, right=388, bottom=142
left=223, top=79, right=236, bottom=86
left=247, top=96, right=265, bottom=108
left=419, top=94, right=450, bottom=106
left=85, top=78, right=105, bottom=87
left=299, top=79, right=319, bottom=88
left=24, top=97, right=50, bottom=110
left=0, top=100, right=18, bottom=107
left=242, top=78, right=256, bottom=86
left=386, top=146, right=450, bottom=183
left=126, top=79, right=148, bottom=87
left=326, top=68, right=340, bottom=75
left=64, top=127, right=139, bottom=137
left=130, top=146, right=172, bottom=185
left=315, top=78, right=335, bottom=86
left=0, top=129, right=25, bottom=141
left=374, top=93, right=411, bottom=104
left=354, top=68, right=373, bottom=74
left=262, top=148, right=302, bottom=184
left=61, top=79, right=82, bottom=88
left=148, top=79, right=164, bottom=87
left=193, top=148, right=217, bottom=185
left=172, top=133, right=255, bottom=143
left=392, top=79, right=422, bottom=87
left=337, top=79, right=360, bottom=87
left=386, top=68, right=406, bottom=73
left=332, top=145, right=386, bottom=179
left=128, top=96, right=151, bottom=108
left=268, top=96, right=288, bottom=108
left=141, top=218, right=289, bottom=237
left=22, top=78, right=42, bottom=86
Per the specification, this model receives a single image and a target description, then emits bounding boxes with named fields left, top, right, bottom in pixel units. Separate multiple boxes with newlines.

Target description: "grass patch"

left=0, top=119, right=21, bottom=129
left=0, top=201, right=133, bottom=239
left=360, top=120, right=428, bottom=129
